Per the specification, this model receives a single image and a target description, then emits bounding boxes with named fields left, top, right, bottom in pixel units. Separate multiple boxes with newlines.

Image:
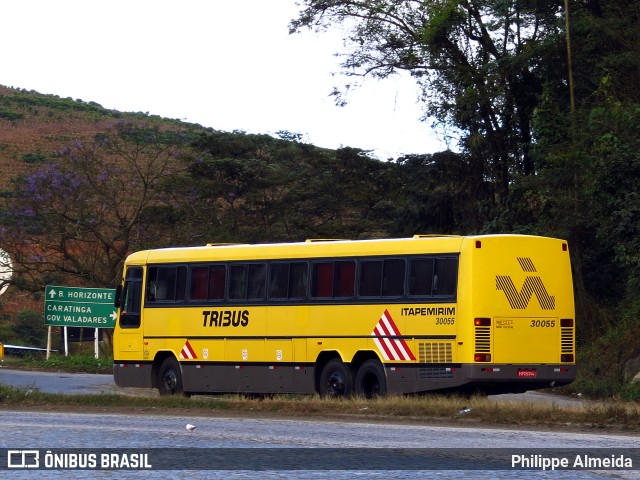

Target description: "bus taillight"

left=561, top=354, right=574, bottom=362
left=561, top=318, right=574, bottom=327
left=474, top=318, right=491, bottom=326
left=474, top=353, right=491, bottom=362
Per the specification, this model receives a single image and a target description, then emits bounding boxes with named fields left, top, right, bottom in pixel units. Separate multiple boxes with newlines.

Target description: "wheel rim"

left=327, top=370, right=347, bottom=396
left=162, top=369, right=178, bottom=393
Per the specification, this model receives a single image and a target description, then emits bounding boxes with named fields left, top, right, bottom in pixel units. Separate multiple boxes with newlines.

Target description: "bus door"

left=115, top=266, right=144, bottom=359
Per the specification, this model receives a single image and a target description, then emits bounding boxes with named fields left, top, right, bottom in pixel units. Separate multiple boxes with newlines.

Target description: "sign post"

left=44, top=286, right=116, bottom=358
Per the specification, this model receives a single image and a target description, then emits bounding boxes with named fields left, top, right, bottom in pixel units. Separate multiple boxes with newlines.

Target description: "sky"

left=1, top=1, right=448, bottom=160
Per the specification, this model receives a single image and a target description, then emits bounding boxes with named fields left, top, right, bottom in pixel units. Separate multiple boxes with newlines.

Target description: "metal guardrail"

left=0, top=344, right=55, bottom=358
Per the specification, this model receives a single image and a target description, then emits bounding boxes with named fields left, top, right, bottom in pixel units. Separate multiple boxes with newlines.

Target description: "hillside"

left=0, top=86, right=219, bottom=316
left=0, top=85, right=204, bottom=190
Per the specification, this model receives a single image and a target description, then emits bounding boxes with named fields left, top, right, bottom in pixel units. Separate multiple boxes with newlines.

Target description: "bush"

left=11, top=310, right=47, bottom=348
left=619, top=382, right=640, bottom=402
left=43, top=352, right=112, bottom=373
left=568, top=307, right=640, bottom=399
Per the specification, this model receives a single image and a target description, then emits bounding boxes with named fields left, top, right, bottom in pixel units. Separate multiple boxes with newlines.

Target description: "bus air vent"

left=419, top=366, right=454, bottom=379
left=419, top=342, right=452, bottom=363
left=561, top=326, right=574, bottom=353
left=474, top=327, right=491, bottom=353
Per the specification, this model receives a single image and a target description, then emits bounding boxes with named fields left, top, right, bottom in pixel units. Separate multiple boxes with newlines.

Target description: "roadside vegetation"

left=1, top=380, right=639, bottom=433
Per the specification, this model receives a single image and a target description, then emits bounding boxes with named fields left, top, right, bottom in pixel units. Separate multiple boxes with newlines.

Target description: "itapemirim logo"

left=496, top=257, right=555, bottom=310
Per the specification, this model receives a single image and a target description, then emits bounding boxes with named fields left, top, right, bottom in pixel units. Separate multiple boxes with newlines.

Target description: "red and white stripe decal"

left=179, top=340, right=197, bottom=360
left=372, top=310, right=416, bottom=361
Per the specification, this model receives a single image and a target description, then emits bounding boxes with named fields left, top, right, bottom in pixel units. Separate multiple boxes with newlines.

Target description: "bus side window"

left=271, top=262, right=308, bottom=300
left=381, top=259, right=405, bottom=297
left=311, top=262, right=334, bottom=298
left=359, top=259, right=405, bottom=297
left=155, top=267, right=174, bottom=301
left=230, top=264, right=266, bottom=301
left=269, top=263, right=289, bottom=299
left=359, top=260, right=383, bottom=297
left=334, top=261, right=355, bottom=298
left=148, top=266, right=187, bottom=302
left=229, top=265, right=247, bottom=300
left=146, top=267, right=158, bottom=301
left=289, top=262, right=308, bottom=299
left=434, top=257, right=458, bottom=296
left=190, top=266, right=209, bottom=301
left=208, top=265, right=226, bottom=300
left=248, top=264, right=266, bottom=300
left=188, top=264, right=225, bottom=301
left=120, top=266, right=143, bottom=328
left=409, top=258, right=435, bottom=296
left=175, top=266, right=187, bottom=301
left=311, top=261, right=355, bottom=299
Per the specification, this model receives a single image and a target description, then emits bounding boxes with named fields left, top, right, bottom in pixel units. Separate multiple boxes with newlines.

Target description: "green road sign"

left=44, top=285, right=117, bottom=328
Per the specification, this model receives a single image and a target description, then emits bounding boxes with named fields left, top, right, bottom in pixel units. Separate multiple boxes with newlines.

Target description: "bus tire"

left=318, top=358, right=353, bottom=398
left=354, top=359, right=387, bottom=398
left=157, top=357, right=185, bottom=396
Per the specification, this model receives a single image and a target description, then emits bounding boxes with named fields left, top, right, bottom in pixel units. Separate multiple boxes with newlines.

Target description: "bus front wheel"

left=319, top=359, right=353, bottom=398
left=354, top=359, right=387, bottom=398
left=157, top=357, right=185, bottom=396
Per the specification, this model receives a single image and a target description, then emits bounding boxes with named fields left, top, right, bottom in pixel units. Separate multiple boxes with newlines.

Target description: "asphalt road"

left=0, top=367, right=116, bottom=395
left=1, top=410, right=638, bottom=479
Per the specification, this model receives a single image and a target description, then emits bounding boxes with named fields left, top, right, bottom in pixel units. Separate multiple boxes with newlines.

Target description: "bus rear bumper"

left=459, top=363, right=576, bottom=393
left=386, top=363, right=576, bottom=395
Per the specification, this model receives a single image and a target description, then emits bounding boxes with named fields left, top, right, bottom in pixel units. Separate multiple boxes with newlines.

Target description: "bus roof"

left=124, top=234, right=563, bottom=265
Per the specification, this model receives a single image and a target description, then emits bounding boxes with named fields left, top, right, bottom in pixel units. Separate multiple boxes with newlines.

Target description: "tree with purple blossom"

left=0, top=120, right=192, bottom=292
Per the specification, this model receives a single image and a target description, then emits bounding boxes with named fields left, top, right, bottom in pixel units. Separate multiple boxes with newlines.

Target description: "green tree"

left=391, top=150, right=487, bottom=234
left=291, top=0, right=563, bottom=213
left=530, top=1, right=640, bottom=341
left=187, top=131, right=400, bottom=242
left=187, top=131, right=310, bottom=242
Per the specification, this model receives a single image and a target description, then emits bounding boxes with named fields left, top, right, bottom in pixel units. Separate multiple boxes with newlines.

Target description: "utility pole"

left=564, top=0, right=576, bottom=116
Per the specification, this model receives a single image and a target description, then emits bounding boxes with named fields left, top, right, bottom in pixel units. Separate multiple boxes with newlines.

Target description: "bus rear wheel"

left=157, top=357, right=185, bottom=396
left=354, top=359, right=387, bottom=398
left=319, top=359, right=353, bottom=398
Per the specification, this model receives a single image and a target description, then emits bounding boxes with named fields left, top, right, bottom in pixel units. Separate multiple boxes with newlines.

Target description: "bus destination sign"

left=44, top=286, right=117, bottom=328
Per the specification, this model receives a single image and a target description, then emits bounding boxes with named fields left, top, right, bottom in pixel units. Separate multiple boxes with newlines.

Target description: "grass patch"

left=1, top=384, right=639, bottom=432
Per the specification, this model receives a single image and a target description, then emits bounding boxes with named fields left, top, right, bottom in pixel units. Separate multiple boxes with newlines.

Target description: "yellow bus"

left=112, top=234, right=575, bottom=397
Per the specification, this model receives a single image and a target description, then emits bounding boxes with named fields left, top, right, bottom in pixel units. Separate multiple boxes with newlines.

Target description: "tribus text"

left=202, top=309, right=249, bottom=327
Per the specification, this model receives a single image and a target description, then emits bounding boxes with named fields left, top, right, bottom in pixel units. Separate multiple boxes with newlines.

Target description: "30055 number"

left=530, top=320, right=556, bottom=328
left=436, top=317, right=455, bottom=325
